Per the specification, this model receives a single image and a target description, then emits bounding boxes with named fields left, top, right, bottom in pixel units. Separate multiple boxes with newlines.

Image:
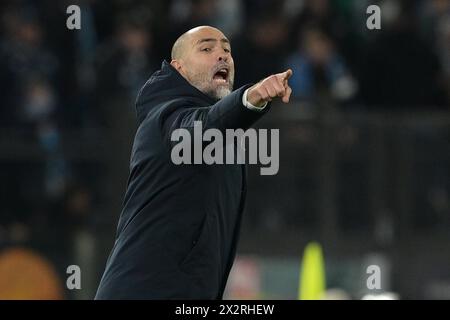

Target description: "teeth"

left=214, top=68, right=228, bottom=82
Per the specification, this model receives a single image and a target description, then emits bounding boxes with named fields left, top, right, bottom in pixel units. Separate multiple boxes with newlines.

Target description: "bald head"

left=171, top=31, right=189, bottom=60
left=171, top=26, right=228, bottom=60
left=169, top=26, right=235, bottom=100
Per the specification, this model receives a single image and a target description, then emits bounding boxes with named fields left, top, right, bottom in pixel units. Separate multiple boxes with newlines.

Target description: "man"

left=95, top=26, right=292, bottom=299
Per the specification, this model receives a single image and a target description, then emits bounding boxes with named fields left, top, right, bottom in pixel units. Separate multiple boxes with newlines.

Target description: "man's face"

left=174, top=27, right=235, bottom=100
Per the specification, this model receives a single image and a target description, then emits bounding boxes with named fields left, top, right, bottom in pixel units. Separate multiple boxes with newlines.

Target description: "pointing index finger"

left=281, top=69, right=293, bottom=81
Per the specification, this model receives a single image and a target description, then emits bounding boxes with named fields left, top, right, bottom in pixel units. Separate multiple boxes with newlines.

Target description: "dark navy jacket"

left=95, top=61, right=269, bottom=299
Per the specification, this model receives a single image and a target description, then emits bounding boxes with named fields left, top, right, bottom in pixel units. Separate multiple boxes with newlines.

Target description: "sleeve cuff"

left=242, top=88, right=268, bottom=112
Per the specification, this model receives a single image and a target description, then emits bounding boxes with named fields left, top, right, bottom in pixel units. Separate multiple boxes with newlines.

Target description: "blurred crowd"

left=0, top=0, right=449, bottom=243
left=1, top=0, right=449, bottom=124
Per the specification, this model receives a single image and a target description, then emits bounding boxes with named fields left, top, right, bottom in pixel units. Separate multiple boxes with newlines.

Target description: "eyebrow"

left=196, top=38, right=230, bottom=46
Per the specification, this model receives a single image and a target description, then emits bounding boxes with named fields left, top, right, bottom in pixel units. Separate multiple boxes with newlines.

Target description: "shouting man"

left=95, top=26, right=292, bottom=299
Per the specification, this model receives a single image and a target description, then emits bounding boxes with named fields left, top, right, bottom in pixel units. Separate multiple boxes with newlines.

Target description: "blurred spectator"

left=96, top=13, right=157, bottom=110
left=169, top=0, right=218, bottom=28
left=165, top=0, right=223, bottom=58
left=214, top=0, right=244, bottom=38
left=0, top=4, right=59, bottom=126
left=21, top=76, right=69, bottom=201
left=233, top=12, right=288, bottom=87
left=22, top=78, right=57, bottom=125
left=286, top=25, right=357, bottom=103
left=287, top=0, right=346, bottom=52
left=289, top=0, right=335, bottom=34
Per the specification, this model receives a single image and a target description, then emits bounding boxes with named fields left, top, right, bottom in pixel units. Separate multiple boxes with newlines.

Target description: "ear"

left=170, top=59, right=182, bottom=71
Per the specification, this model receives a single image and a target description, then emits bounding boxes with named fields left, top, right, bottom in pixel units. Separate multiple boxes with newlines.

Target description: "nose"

left=218, top=52, right=229, bottom=63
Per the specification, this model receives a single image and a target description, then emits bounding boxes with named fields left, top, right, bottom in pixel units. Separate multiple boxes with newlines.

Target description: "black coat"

left=95, top=61, right=269, bottom=299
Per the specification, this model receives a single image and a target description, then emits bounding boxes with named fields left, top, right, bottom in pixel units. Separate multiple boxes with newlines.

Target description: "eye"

left=202, top=47, right=212, bottom=52
left=224, top=48, right=230, bottom=53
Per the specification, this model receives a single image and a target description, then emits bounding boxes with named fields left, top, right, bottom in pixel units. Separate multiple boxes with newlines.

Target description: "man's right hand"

left=247, top=69, right=293, bottom=108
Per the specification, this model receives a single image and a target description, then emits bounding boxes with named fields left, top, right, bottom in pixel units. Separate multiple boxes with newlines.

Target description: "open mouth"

left=213, top=68, right=229, bottom=84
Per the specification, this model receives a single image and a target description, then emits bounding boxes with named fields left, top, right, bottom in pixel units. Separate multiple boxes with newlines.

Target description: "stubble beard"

left=188, top=70, right=234, bottom=101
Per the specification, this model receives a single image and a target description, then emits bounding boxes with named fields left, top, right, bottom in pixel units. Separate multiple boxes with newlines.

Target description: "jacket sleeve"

left=160, top=85, right=271, bottom=144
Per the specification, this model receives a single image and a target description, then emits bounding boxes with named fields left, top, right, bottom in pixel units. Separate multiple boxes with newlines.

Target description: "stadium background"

left=0, top=0, right=449, bottom=299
